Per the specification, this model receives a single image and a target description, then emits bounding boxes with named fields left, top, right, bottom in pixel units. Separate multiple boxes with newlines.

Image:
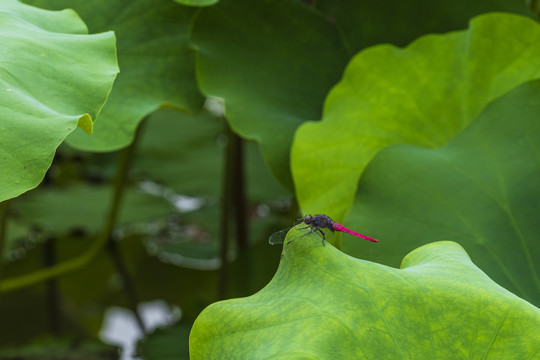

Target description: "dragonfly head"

left=303, top=214, right=313, bottom=224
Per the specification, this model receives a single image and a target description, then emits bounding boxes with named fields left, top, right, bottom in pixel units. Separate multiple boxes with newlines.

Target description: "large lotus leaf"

left=192, top=0, right=348, bottom=189
left=26, top=0, right=204, bottom=151
left=0, top=0, right=118, bottom=202
left=342, top=80, right=540, bottom=306
left=190, top=231, right=540, bottom=359
left=292, top=13, right=540, bottom=220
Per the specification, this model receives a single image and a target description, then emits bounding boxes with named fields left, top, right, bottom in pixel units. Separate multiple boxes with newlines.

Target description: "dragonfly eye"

left=304, top=214, right=312, bottom=224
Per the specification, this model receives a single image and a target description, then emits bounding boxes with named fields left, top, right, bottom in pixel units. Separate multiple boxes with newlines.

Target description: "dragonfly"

left=269, top=214, right=378, bottom=246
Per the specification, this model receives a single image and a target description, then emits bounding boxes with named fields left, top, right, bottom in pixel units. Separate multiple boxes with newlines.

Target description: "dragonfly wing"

left=269, top=219, right=305, bottom=245
left=268, top=228, right=290, bottom=245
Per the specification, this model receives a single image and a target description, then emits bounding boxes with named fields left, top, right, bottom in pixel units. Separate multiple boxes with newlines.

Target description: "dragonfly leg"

left=316, top=227, right=326, bottom=246
left=287, top=225, right=311, bottom=244
left=286, top=224, right=328, bottom=246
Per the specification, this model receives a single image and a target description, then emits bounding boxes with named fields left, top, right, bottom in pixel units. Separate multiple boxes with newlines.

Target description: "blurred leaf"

left=132, top=108, right=289, bottom=265
left=0, top=287, right=51, bottom=345
left=0, top=0, right=117, bottom=202
left=0, top=232, right=207, bottom=344
left=26, top=0, right=204, bottom=152
left=137, top=320, right=191, bottom=360
left=142, top=201, right=287, bottom=265
left=56, top=239, right=121, bottom=334
left=173, top=0, right=218, bottom=7
left=133, top=108, right=289, bottom=262
left=316, top=0, right=533, bottom=53
left=0, top=232, right=212, bottom=345
left=293, top=13, right=540, bottom=220
left=3, top=221, right=30, bottom=261
left=10, top=184, right=173, bottom=235
left=190, top=233, right=540, bottom=359
left=116, top=233, right=218, bottom=317
left=343, top=80, right=540, bottom=305
left=145, top=208, right=221, bottom=264
left=0, top=337, right=118, bottom=360
left=135, top=109, right=288, bottom=201
left=135, top=109, right=225, bottom=197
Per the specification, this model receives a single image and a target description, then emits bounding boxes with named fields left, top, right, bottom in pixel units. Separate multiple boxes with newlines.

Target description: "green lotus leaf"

left=26, top=0, right=204, bottom=151
left=292, top=13, right=540, bottom=220
left=342, top=80, right=540, bottom=305
left=190, top=230, right=540, bottom=359
left=192, top=0, right=348, bottom=189
left=0, top=0, right=118, bottom=202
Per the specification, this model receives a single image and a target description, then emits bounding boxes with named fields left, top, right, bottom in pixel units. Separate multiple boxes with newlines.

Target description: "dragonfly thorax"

left=304, top=214, right=335, bottom=231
